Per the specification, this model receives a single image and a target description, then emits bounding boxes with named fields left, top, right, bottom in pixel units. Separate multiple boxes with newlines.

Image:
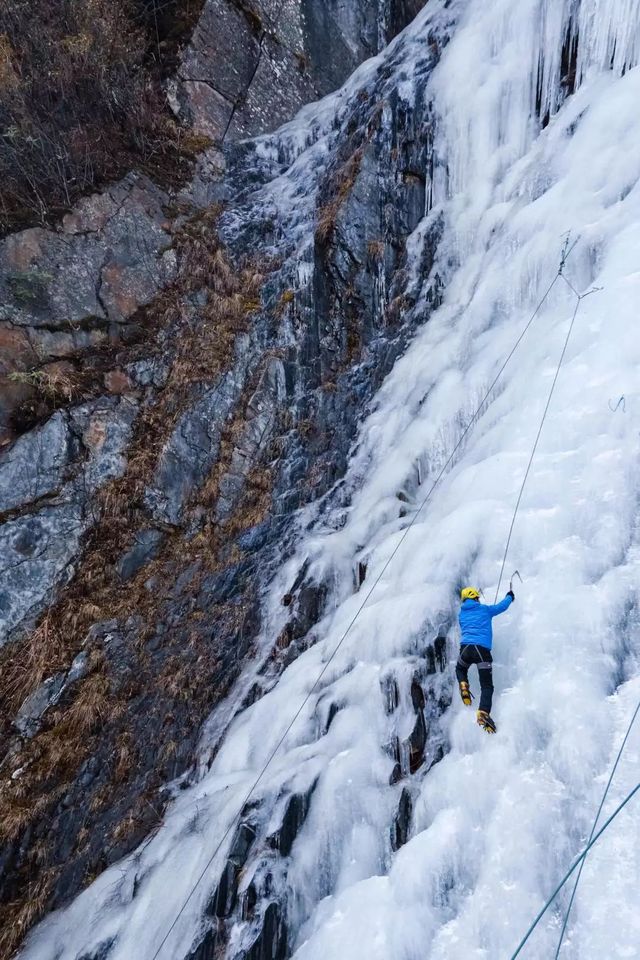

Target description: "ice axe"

left=509, top=570, right=523, bottom=593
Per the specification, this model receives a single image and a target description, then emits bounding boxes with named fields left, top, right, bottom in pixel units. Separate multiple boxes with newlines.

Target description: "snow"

left=18, top=1, right=640, bottom=959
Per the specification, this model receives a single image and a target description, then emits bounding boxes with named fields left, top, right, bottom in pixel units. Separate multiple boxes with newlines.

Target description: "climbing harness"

left=553, top=696, right=640, bottom=957
left=148, top=242, right=580, bottom=959
left=509, top=781, right=640, bottom=959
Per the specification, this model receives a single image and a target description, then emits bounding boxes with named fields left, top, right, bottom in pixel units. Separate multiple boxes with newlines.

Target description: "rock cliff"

left=0, top=1, right=439, bottom=954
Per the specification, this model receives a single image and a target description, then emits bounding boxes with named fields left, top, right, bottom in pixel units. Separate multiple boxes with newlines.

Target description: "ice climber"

left=456, top=586, right=514, bottom=734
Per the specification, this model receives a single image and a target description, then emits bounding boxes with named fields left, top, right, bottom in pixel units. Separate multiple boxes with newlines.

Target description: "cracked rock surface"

left=0, top=398, right=137, bottom=645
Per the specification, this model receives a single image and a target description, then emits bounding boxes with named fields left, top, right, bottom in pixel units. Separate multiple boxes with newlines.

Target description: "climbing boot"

left=476, top=710, right=497, bottom=734
left=458, top=680, right=472, bottom=707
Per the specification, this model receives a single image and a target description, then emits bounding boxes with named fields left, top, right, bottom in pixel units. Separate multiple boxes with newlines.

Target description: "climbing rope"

left=486, top=250, right=640, bottom=958
left=509, top=781, right=640, bottom=959
left=148, top=249, right=575, bottom=958
left=494, top=270, right=599, bottom=601
left=553, top=696, right=640, bottom=957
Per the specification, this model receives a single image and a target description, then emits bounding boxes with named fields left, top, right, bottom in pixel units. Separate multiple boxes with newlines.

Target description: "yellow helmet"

left=460, top=586, right=481, bottom=601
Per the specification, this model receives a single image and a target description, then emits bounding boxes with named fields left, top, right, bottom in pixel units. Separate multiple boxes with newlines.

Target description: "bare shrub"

left=0, top=0, right=206, bottom=234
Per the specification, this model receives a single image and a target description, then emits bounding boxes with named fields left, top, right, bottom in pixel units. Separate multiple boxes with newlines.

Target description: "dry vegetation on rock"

left=0, top=0, right=206, bottom=234
left=0, top=206, right=275, bottom=958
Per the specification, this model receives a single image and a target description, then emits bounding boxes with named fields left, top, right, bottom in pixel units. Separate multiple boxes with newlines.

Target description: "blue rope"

left=509, top=781, right=640, bottom=959
left=554, top=696, right=640, bottom=957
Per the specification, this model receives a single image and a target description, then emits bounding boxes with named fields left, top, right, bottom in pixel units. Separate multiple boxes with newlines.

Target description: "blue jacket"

left=458, top=595, right=513, bottom=650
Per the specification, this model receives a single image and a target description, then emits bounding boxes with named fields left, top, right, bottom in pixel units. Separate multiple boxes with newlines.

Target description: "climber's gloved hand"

left=507, top=590, right=515, bottom=600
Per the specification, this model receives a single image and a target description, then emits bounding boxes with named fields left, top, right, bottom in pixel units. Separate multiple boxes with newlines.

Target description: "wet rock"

left=408, top=710, right=428, bottom=774
left=391, top=786, right=413, bottom=850
left=209, top=821, right=257, bottom=918
left=185, top=930, right=218, bottom=960
left=268, top=780, right=317, bottom=857
left=425, top=634, right=447, bottom=674
left=410, top=677, right=426, bottom=711
left=117, top=529, right=165, bottom=581
left=15, top=673, right=66, bottom=738
left=324, top=701, right=340, bottom=733
left=77, top=939, right=116, bottom=960
left=246, top=901, right=288, bottom=960
left=236, top=520, right=273, bottom=552
left=288, top=579, right=328, bottom=643
left=381, top=674, right=400, bottom=714
left=242, top=881, right=258, bottom=920
left=389, top=761, right=403, bottom=785
left=405, top=677, right=428, bottom=774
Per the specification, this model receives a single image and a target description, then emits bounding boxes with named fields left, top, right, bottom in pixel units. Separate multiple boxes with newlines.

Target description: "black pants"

left=455, top=644, right=494, bottom=713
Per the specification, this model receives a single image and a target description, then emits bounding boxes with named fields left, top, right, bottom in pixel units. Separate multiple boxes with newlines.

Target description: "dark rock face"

left=189, top=777, right=318, bottom=959
left=0, top=173, right=175, bottom=445
left=77, top=941, right=116, bottom=960
left=246, top=902, right=288, bottom=960
left=386, top=630, right=452, bottom=787
left=210, top=821, right=258, bottom=918
left=268, top=781, right=318, bottom=857
left=392, top=786, right=413, bottom=850
left=175, top=0, right=431, bottom=141
left=0, top=397, right=137, bottom=645
left=0, top=1, right=454, bottom=955
left=116, top=529, right=165, bottom=581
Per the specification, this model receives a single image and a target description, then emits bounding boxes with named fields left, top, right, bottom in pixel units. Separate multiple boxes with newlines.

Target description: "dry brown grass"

left=113, top=731, right=137, bottom=784
left=0, top=204, right=276, bottom=954
left=0, top=867, right=56, bottom=958
left=0, top=614, right=59, bottom=709
left=8, top=364, right=81, bottom=403
left=0, top=0, right=207, bottom=234
left=316, top=148, right=365, bottom=245
left=367, top=239, right=385, bottom=261
left=275, top=288, right=295, bottom=315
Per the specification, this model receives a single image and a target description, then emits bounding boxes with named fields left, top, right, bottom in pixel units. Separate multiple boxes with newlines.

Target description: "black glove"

left=507, top=590, right=515, bottom=600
